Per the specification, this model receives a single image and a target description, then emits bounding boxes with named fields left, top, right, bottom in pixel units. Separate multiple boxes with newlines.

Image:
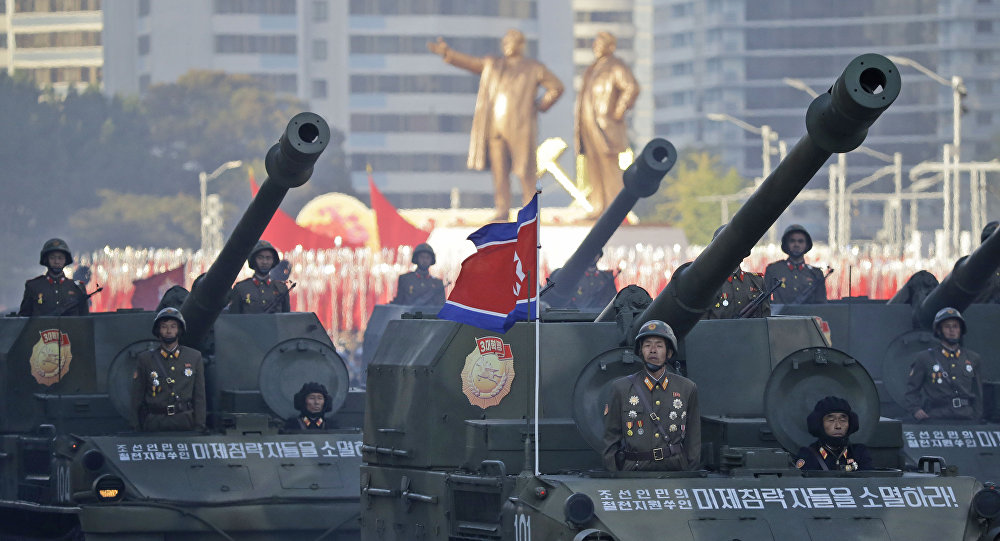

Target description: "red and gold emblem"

left=29, top=329, right=73, bottom=386
left=461, top=336, right=515, bottom=409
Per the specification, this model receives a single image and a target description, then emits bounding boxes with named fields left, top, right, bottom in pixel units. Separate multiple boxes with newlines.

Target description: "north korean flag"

left=437, top=195, right=538, bottom=333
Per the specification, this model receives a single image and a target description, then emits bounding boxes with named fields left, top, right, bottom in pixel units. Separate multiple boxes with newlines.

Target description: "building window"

left=15, top=0, right=101, bottom=11
left=349, top=0, right=535, bottom=18
left=976, top=50, right=994, bottom=63
left=574, top=10, right=632, bottom=23
left=312, top=39, right=327, bottom=60
left=976, top=20, right=993, bottom=33
left=16, top=31, right=102, bottom=47
left=138, top=34, right=150, bottom=56
left=312, top=0, right=328, bottom=21
left=350, top=74, right=478, bottom=94
left=671, top=32, right=694, bottom=48
left=312, top=79, right=327, bottom=99
left=214, top=0, right=296, bottom=14
left=250, top=73, right=297, bottom=93
left=215, top=34, right=297, bottom=54
left=672, top=2, right=693, bottom=17
left=977, top=112, right=992, bottom=126
left=671, top=62, right=693, bottom=76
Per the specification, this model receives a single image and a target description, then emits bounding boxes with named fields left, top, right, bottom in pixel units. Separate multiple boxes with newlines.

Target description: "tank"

left=361, top=54, right=1000, bottom=540
left=0, top=113, right=365, bottom=540
left=779, top=225, right=1000, bottom=481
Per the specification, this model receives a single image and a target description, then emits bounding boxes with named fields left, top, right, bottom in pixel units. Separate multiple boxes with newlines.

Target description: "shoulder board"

left=753, top=272, right=764, bottom=277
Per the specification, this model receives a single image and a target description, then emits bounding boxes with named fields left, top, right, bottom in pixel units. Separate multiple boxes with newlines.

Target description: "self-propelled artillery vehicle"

left=361, top=55, right=1000, bottom=540
left=779, top=225, right=1000, bottom=482
left=0, top=113, right=363, bottom=540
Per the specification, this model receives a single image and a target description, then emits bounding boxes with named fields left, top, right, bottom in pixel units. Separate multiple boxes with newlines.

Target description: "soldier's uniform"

left=603, top=371, right=700, bottom=471
left=904, top=346, right=983, bottom=420
left=230, top=277, right=289, bottom=313
left=703, top=270, right=769, bottom=319
left=19, top=238, right=89, bottom=317
left=131, top=346, right=206, bottom=431
left=391, top=270, right=445, bottom=305
left=571, top=269, right=617, bottom=311
left=796, top=441, right=873, bottom=471
left=764, top=260, right=827, bottom=304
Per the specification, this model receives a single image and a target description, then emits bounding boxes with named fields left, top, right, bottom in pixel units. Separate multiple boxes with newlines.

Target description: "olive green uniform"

left=391, top=270, right=445, bottom=305
left=703, top=270, right=769, bottom=319
left=230, top=276, right=289, bottom=313
left=603, top=371, right=700, bottom=471
left=904, top=346, right=983, bottom=420
left=764, top=260, right=827, bottom=304
left=19, top=274, right=89, bottom=316
left=131, top=346, right=206, bottom=431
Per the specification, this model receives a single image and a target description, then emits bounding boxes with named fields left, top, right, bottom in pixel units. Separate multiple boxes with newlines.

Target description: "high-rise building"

left=1, top=0, right=104, bottom=94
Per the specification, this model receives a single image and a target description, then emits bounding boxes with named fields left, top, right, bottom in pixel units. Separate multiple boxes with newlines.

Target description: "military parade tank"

left=361, top=54, right=1000, bottom=540
left=779, top=227, right=1000, bottom=481
left=0, top=113, right=364, bottom=540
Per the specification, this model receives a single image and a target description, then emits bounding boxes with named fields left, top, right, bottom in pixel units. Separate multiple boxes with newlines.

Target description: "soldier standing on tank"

left=391, top=243, right=446, bottom=305
left=703, top=225, right=769, bottom=319
left=602, top=320, right=700, bottom=471
left=230, top=240, right=290, bottom=314
left=973, top=221, right=1000, bottom=304
left=795, top=396, right=873, bottom=471
left=904, top=307, right=984, bottom=421
left=764, top=224, right=827, bottom=305
left=131, top=308, right=206, bottom=431
left=19, top=238, right=89, bottom=317
left=284, top=382, right=335, bottom=431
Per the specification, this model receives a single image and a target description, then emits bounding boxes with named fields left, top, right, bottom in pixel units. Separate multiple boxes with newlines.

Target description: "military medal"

left=245, top=294, right=252, bottom=304
left=627, top=430, right=633, bottom=436
left=37, top=294, right=44, bottom=304
left=669, top=424, right=678, bottom=432
left=184, top=367, right=193, bottom=377
left=966, top=364, right=973, bottom=373
left=637, top=420, right=644, bottom=435
left=673, top=398, right=683, bottom=409
left=628, top=395, right=639, bottom=406
left=932, top=364, right=940, bottom=372
left=681, top=411, right=687, bottom=419
left=721, top=293, right=729, bottom=307
left=669, top=411, right=677, bottom=420
left=628, top=410, right=637, bottom=419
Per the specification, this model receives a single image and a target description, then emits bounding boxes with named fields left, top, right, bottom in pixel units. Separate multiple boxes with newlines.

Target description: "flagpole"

left=534, top=183, right=542, bottom=476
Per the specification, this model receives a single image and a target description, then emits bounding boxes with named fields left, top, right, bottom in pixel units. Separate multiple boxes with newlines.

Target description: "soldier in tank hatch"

left=603, top=320, right=700, bottom=471
left=547, top=251, right=617, bottom=311
left=703, top=225, right=769, bottom=319
left=284, top=382, right=335, bottom=431
left=765, top=224, right=828, bottom=305
left=19, top=238, right=89, bottom=317
left=795, top=396, right=873, bottom=471
left=391, top=243, right=446, bottom=306
left=904, top=307, right=984, bottom=421
left=131, top=308, right=206, bottom=431
left=229, top=240, right=290, bottom=314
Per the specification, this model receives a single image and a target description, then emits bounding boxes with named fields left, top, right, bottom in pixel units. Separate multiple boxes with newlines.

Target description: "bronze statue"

left=575, top=32, right=639, bottom=217
left=428, top=29, right=564, bottom=221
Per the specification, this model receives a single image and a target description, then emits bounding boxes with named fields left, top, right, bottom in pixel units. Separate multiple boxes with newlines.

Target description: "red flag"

left=368, top=166, right=430, bottom=249
left=130, top=266, right=185, bottom=311
left=248, top=171, right=347, bottom=251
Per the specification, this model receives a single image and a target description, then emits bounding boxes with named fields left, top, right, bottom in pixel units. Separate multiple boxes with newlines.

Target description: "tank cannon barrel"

left=631, top=54, right=901, bottom=339
left=181, top=112, right=330, bottom=348
left=913, top=227, right=1000, bottom=329
left=542, top=139, right=677, bottom=308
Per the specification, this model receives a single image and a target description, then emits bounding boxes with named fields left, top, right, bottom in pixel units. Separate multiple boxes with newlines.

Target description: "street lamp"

left=199, top=160, right=243, bottom=253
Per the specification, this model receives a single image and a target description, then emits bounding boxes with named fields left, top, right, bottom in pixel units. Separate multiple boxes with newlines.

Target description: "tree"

left=68, top=190, right=200, bottom=248
left=635, top=151, right=749, bottom=245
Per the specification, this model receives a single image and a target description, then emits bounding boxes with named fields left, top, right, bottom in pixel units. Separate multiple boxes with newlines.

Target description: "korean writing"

left=903, top=429, right=1000, bottom=449
left=114, top=439, right=361, bottom=462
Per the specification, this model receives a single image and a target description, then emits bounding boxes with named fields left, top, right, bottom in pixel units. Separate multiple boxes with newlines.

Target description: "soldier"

left=764, top=224, right=827, bottom=304
left=973, top=220, right=1000, bottom=304
left=283, top=382, right=335, bottom=431
left=428, top=29, right=564, bottom=221
left=548, top=252, right=617, bottom=311
left=19, top=238, right=89, bottom=317
left=795, top=396, right=873, bottom=471
left=904, top=307, right=984, bottom=421
left=603, top=320, right=700, bottom=471
left=704, top=225, right=769, bottom=319
left=230, top=240, right=290, bottom=314
left=391, top=243, right=446, bottom=305
left=576, top=31, right=639, bottom=217
left=130, top=308, right=206, bottom=431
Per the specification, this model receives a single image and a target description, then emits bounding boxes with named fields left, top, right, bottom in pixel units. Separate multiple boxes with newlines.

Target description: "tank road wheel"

left=258, top=338, right=349, bottom=419
left=763, top=347, right=880, bottom=453
left=571, top=347, right=642, bottom=453
left=107, top=339, right=160, bottom=421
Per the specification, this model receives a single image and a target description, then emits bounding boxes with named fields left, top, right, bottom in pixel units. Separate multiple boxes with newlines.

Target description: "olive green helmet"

left=247, top=240, right=280, bottom=272
left=39, top=238, right=73, bottom=266
left=932, top=307, right=966, bottom=337
left=633, top=319, right=678, bottom=355
left=781, top=224, right=813, bottom=255
left=152, top=307, right=186, bottom=337
left=412, top=243, right=436, bottom=265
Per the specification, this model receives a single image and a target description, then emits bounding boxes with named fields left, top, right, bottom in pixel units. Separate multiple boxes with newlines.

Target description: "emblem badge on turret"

left=461, top=336, right=516, bottom=409
left=29, top=329, right=73, bottom=386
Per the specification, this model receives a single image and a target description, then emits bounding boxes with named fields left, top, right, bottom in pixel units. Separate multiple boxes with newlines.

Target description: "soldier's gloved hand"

left=913, top=409, right=930, bottom=421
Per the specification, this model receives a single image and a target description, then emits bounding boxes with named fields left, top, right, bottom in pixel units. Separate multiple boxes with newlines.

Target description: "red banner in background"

left=130, top=265, right=185, bottom=311
left=368, top=168, right=431, bottom=249
left=249, top=171, right=346, bottom=251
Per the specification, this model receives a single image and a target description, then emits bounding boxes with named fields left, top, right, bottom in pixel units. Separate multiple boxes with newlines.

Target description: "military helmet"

left=39, top=238, right=73, bottom=266
left=633, top=319, right=678, bottom=355
left=152, top=307, right=186, bottom=337
left=293, top=381, right=333, bottom=414
left=781, top=224, right=813, bottom=255
left=712, top=224, right=726, bottom=241
left=247, top=240, right=280, bottom=272
left=932, top=306, right=966, bottom=337
left=806, top=396, right=859, bottom=438
left=982, top=221, right=999, bottom=244
left=412, top=243, right=436, bottom=265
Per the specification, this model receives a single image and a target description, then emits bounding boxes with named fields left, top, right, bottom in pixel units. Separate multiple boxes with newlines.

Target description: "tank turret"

left=541, top=139, right=677, bottom=309
left=633, top=53, right=900, bottom=340
left=181, top=112, right=330, bottom=348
